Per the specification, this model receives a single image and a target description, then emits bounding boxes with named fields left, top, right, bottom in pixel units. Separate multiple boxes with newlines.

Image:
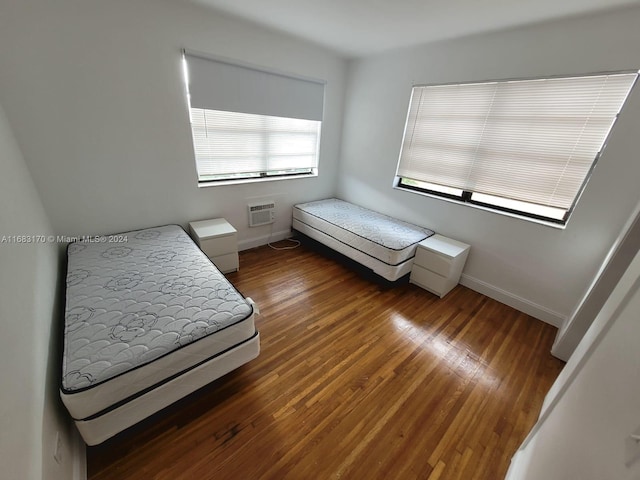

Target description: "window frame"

left=394, top=70, right=638, bottom=226
left=182, top=50, right=325, bottom=187
left=396, top=177, right=571, bottom=225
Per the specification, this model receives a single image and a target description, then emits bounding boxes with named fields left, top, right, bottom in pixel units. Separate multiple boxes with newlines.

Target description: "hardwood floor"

left=87, top=240, right=564, bottom=480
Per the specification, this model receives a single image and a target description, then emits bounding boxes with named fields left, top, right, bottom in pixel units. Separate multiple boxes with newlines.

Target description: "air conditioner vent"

left=248, top=201, right=275, bottom=227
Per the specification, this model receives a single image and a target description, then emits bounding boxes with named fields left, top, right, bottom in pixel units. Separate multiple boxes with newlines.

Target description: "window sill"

left=393, top=184, right=566, bottom=230
left=198, top=172, right=318, bottom=188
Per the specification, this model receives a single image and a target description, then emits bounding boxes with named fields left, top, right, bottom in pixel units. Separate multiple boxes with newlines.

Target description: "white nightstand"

left=410, top=234, right=470, bottom=298
left=188, top=218, right=239, bottom=273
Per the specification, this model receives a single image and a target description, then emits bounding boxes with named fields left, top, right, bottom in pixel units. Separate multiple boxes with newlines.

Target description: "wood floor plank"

left=87, top=240, right=564, bottom=480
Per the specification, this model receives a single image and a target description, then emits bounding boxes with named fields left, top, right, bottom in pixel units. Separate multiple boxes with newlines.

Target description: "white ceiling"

left=190, top=0, right=640, bottom=57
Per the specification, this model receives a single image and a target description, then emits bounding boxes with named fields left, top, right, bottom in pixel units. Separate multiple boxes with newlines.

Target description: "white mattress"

left=293, top=198, right=434, bottom=272
left=61, top=225, right=256, bottom=421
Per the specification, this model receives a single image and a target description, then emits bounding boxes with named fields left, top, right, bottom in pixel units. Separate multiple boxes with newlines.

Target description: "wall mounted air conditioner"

left=248, top=201, right=275, bottom=227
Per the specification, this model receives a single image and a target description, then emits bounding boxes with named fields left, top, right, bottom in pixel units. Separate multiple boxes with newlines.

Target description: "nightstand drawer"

left=410, top=234, right=470, bottom=298
left=410, top=264, right=448, bottom=296
left=414, top=247, right=452, bottom=277
left=199, top=234, right=237, bottom=258
left=211, top=252, right=239, bottom=274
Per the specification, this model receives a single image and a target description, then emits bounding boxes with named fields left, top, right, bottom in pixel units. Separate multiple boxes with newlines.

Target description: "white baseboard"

left=460, top=273, right=566, bottom=328
left=72, top=428, right=86, bottom=480
left=504, top=449, right=524, bottom=480
left=238, top=229, right=292, bottom=251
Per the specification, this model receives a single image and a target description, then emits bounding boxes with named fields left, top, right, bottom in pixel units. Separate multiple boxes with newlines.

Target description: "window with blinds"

left=396, top=72, right=638, bottom=224
left=183, top=52, right=325, bottom=184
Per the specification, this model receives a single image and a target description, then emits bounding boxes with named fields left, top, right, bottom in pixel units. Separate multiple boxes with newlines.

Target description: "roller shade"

left=182, top=51, right=324, bottom=183
left=185, top=52, right=325, bottom=121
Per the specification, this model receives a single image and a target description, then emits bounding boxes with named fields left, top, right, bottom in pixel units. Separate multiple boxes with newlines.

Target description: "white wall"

left=0, top=103, right=78, bottom=479
left=553, top=200, right=640, bottom=360
left=0, top=0, right=347, bottom=248
left=506, top=244, right=640, bottom=480
left=338, top=6, right=640, bottom=325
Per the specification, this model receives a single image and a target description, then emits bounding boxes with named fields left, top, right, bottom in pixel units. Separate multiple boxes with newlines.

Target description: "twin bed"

left=293, top=198, right=434, bottom=281
left=61, top=225, right=259, bottom=445
left=61, top=199, right=432, bottom=445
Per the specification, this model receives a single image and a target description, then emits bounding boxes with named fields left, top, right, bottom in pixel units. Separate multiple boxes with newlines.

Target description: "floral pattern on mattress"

left=62, top=225, right=252, bottom=392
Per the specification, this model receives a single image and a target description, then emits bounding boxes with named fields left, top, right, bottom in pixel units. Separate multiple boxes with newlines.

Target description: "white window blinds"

left=397, top=72, right=637, bottom=217
left=183, top=52, right=325, bottom=182
left=190, top=109, right=321, bottom=181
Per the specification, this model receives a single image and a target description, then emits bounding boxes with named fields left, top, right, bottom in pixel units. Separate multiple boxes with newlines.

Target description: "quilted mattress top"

left=62, top=225, right=253, bottom=393
left=294, top=198, right=434, bottom=250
